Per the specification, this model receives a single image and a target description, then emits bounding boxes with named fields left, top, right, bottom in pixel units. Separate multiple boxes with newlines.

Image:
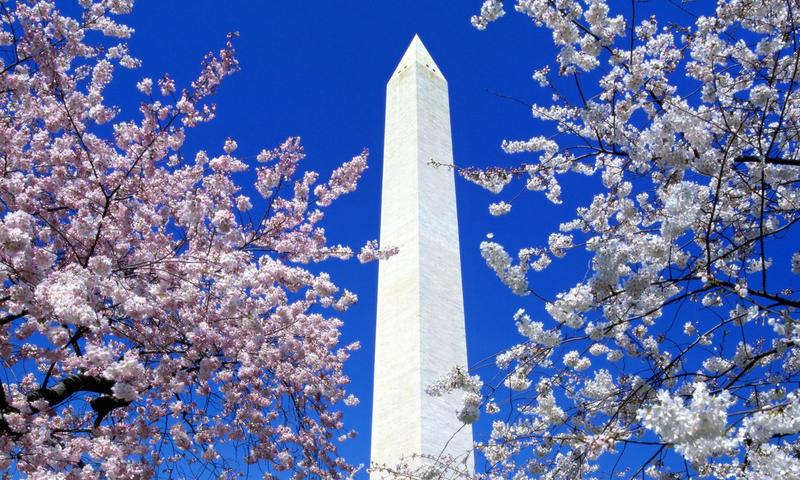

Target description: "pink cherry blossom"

left=0, top=1, right=375, bottom=478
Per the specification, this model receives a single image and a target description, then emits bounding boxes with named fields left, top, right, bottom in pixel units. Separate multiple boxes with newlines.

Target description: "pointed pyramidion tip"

left=389, top=34, right=445, bottom=81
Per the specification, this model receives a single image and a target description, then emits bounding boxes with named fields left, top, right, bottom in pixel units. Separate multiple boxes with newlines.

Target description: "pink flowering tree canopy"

left=0, top=1, right=384, bottom=478
left=419, top=1, right=800, bottom=479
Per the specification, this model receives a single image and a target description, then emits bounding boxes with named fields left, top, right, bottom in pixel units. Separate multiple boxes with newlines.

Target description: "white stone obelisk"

left=371, top=35, right=473, bottom=476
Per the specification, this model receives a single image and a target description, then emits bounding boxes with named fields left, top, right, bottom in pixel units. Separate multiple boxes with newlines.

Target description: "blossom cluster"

left=415, top=1, right=800, bottom=478
left=0, top=2, right=375, bottom=478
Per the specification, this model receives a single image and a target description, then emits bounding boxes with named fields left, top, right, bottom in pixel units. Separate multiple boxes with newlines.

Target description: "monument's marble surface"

left=371, top=35, right=473, bottom=476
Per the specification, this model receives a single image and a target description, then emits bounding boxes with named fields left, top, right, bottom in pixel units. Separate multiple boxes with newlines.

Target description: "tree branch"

left=0, top=310, right=27, bottom=326
left=27, top=374, right=114, bottom=409
left=734, top=155, right=800, bottom=166
left=90, top=395, right=131, bottom=427
left=14, top=374, right=132, bottom=431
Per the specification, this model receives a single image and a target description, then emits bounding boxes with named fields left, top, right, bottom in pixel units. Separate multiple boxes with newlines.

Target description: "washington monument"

left=371, top=35, right=473, bottom=476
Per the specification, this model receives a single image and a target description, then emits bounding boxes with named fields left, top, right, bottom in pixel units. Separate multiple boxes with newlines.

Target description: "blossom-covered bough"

left=0, top=1, right=388, bottom=478
left=423, top=1, right=800, bottom=478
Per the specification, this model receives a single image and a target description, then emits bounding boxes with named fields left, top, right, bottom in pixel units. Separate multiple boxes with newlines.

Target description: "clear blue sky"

left=104, top=1, right=727, bottom=476
left=104, top=2, right=565, bottom=473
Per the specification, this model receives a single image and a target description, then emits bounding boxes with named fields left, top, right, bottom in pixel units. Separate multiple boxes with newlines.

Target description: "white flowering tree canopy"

left=423, top=1, right=800, bottom=479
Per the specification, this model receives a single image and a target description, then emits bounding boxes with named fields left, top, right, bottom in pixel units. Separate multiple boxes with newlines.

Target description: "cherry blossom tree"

left=421, top=0, right=800, bottom=478
left=0, top=1, right=383, bottom=478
